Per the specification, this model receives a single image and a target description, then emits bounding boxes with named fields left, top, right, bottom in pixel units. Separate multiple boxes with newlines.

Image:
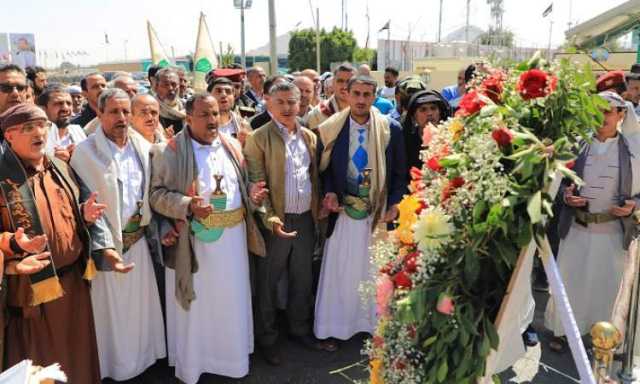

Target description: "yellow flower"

left=370, top=359, right=384, bottom=384
left=448, top=119, right=465, bottom=142
left=413, top=207, right=454, bottom=251
left=397, top=195, right=420, bottom=228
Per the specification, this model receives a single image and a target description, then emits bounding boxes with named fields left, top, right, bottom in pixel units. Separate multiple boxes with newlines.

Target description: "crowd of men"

left=1, top=57, right=640, bottom=383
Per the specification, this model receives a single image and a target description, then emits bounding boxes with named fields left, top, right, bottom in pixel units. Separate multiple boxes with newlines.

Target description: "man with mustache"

left=244, top=82, right=329, bottom=365
left=71, top=72, right=107, bottom=129
left=208, top=77, right=251, bottom=145
left=70, top=88, right=166, bottom=381
left=154, top=67, right=185, bottom=134
left=131, top=94, right=166, bottom=144
left=0, top=103, right=114, bottom=382
left=150, top=93, right=266, bottom=383
left=0, top=64, right=27, bottom=144
left=314, top=75, right=407, bottom=349
left=38, top=85, right=86, bottom=162
left=307, top=63, right=356, bottom=131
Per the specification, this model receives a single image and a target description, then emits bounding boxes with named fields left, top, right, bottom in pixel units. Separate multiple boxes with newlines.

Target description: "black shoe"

left=261, top=344, right=282, bottom=366
left=522, top=325, right=539, bottom=347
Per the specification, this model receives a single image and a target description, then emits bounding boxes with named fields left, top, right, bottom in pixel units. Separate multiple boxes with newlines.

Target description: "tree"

left=220, top=44, right=235, bottom=67
left=353, top=47, right=376, bottom=65
left=479, top=27, right=515, bottom=47
left=288, top=27, right=357, bottom=72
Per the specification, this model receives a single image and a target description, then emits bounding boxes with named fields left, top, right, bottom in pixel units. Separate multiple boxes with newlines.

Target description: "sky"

left=0, top=0, right=630, bottom=67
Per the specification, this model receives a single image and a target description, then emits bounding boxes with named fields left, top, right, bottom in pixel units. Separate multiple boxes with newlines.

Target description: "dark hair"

left=207, top=77, right=233, bottom=93
left=80, top=72, right=103, bottom=91
left=263, top=75, right=287, bottom=94
left=37, top=84, right=69, bottom=107
left=0, top=64, right=26, bottom=76
left=147, top=65, right=161, bottom=80
left=333, top=63, right=356, bottom=76
left=25, top=66, right=46, bottom=82
left=405, top=90, right=452, bottom=128
left=464, top=64, right=477, bottom=85
left=347, top=75, right=377, bottom=92
left=185, top=92, right=215, bottom=115
left=385, top=67, right=399, bottom=77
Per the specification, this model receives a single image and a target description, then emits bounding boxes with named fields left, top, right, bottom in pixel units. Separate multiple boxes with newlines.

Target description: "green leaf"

left=423, top=335, right=438, bottom=348
left=473, top=201, right=487, bottom=223
left=478, top=334, right=491, bottom=357
left=437, top=359, right=449, bottom=382
left=527, top=190, right=542, bottom=224
left=485, top=319, right=500, bottom=350
left=464, top=248, right=480, bottom=285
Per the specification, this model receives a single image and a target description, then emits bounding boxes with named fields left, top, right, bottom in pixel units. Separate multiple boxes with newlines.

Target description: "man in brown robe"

left=0, top=103, right=118, bottom=383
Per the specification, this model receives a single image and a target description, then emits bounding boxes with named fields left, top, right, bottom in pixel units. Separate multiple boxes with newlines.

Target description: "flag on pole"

left=192, top=12, right=218, bottom=91
left=542, top=3, right=553, bottom=17
left=146, top=20, right=171, bottom=67
left=379, top=20, right=390, bottom=32
left=104, top=33, right=110, bottom=44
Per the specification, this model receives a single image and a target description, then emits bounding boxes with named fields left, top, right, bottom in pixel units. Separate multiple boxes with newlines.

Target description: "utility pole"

left=316, top=8, right=321, bottom=72
left=365, top=1, right=370, bottom=49
left=234, top=0, right=253, bottom=69
left=547, top=20, right=554, bottom=61
left=465, top=0, right=471, bottom=43
left=268, top=0, right=277, bottom=75
left=124, top=40, right=128, bottom=61
left=341, top=0, right=345, bottom=29
left=438, top=0, right=444, bottom=43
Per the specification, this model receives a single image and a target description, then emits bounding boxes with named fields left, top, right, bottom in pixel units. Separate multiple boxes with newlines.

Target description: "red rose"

left=481, top=74, right=504, bottom=103
left=566, top=160, right=575, bottom=169
left=456, top=90, right=485, bottom=116
left=491, top=126, right=514, bottom=147
left=404, top=252, right=418, bottom=273
left=517, top=69, right=556, bottom=100
left=416, top=200, right=428, bottom=214
left=379, top=261, right=394, bottom=275
left=407, top=325, right=417, bottom=339
left=373, top=335, right=385, bottom=348
left=393, top=270, right=413, bottom=289
left=441, top=177, right=465, bottom=201
left=409, top=166, right=423, bottom=181
left=426, top=157, right=443, bottom=172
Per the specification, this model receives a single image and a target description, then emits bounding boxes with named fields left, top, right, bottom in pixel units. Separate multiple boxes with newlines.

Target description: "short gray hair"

left=97, top=88, right=130, bottom=113
left=155, top=67, right=179, bottom=82
left=268, top=81, right=300, bottom=100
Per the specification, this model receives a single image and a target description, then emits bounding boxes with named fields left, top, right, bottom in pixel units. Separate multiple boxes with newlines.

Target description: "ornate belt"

left=575, top=209, right=617, bottom=226
left=345, top=168, right=372, bottom=220
left=122, top=227, right=145, bottom=253
left=195, top=207, right=246, bottom=229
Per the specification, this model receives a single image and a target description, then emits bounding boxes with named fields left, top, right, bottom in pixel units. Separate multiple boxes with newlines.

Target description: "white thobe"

left=91, top=141, right=166, bottom=380
left=545, top=136, right=625, bottom=336
left=315, top=119, right=377, bottom=340
left=166, top=137, right=253, bottom=383
left=45, top=123, right=86, bottom=157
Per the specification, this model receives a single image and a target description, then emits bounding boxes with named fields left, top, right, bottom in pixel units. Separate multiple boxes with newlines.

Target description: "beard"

left=56, top=116, right=71, bottom=128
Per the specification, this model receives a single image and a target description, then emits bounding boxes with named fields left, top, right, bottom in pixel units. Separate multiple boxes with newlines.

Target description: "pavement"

left=104, top=289, right=604, bottom=384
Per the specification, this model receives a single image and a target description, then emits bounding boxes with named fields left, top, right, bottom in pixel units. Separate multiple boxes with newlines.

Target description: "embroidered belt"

left=344, top=194, right=371, bottom=220
left=196, top=207, right=246, bottom=229
left=575, top=209, right=617, bottom=226
left=122, top=227, right=145, bottom=253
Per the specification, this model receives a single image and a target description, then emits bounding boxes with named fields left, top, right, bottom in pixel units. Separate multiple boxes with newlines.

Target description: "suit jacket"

left=557, top=134, right=640, bottom=250
left=318, top=116, right=407, bottom=238
left=243, top=120, right=320, bottom=230
left=250, top=110, right=306, bottom=131
left=70, top=127, right=153, bottom=264
left=149, top=128, right=265, bottom=310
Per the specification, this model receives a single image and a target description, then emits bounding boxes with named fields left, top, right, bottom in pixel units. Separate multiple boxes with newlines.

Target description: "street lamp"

left=234, top=0, right=253, bottom=68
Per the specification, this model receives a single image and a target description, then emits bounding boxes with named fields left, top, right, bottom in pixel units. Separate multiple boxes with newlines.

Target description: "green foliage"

left=220, top=44, right=235, bottom=67
left=479, top=27, right=515, bottom=48
left=353, top=47, right=376, bottom=65
left=288, top=27, right=357, bottom=72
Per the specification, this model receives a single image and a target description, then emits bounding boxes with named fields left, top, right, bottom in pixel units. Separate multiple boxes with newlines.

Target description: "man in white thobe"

left=149, top=93, right=266, bottom=383
left=545, top=91, right=640, bottom=350
left=70, top=88, right=166, bottom=380
left=38, top=85, right=86, bottom=162
left=314, top=76, right=407, bottom=348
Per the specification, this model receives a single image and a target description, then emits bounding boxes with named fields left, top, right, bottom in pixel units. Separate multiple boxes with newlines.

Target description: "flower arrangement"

left=367, top=53, right=609, bottom=383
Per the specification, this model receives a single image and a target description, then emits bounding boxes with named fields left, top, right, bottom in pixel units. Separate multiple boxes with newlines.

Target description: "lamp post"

left=233, top=0, right=253, bottom=68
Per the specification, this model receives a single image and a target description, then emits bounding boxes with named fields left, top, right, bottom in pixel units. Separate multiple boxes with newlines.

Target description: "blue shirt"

left=373, top=96, right=395, bottom=115
left=441, top=85, right=460, bottom=102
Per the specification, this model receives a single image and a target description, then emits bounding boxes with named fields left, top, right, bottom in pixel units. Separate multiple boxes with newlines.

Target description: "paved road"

left=105, top=291, right=591, bottom=384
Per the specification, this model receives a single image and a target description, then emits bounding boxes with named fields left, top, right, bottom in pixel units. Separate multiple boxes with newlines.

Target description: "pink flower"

left=436, top=293, right=455, bottom=316
left=376, top=274, right=395, bottom=318
left=422, top=124, right=434, bottom=147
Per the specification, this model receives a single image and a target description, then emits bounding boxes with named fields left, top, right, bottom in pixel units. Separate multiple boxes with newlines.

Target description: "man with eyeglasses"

left=0, top=64, right=28, bottom=144
left=0, top=103, right=114, bottom=383
left=154, top=67, right=185, bottom=135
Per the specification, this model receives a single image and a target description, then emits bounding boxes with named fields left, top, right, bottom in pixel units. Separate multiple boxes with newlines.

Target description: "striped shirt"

left=274, top=119, right=312, bottom=214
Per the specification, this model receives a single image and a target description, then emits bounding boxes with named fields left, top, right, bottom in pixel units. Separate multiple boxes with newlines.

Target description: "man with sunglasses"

left=0, top=65, right=28, bottom=144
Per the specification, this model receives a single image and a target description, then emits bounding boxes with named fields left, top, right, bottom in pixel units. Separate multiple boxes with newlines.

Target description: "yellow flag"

left=193, top=12, right=218, bottom=91
left=147, top=20, right=171, bottom=67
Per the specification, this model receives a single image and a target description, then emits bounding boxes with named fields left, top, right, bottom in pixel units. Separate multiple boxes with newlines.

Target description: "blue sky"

left=1, top=0, right=628, bottom=66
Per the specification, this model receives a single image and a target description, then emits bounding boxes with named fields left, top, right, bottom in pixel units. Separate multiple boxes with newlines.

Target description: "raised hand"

left=564, top=184, right=587, bottom=208
left=190, top=196, right=214, bottom=219
left=611, top=200, right=636, bottom=217
left=103, top=249, right=134, bottom=273
left=14, top=227, right=47, bottom=254
left=249, top=181, right=269, bottom=206
left=274, top=223, right=297, bottom=239
left=15, top=252, right=51, bottom=275
left=83, top=192, right=107, bottom=224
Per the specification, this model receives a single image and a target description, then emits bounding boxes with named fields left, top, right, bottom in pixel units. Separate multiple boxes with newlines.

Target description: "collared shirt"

left=191, top=138, right=241, bottom=210
left=107, top=139, right=144, bottom=223
left=347, top=117, right=369, bottom=194
left=273, top=119, right=312, bottom=214
left=249, top=89, right=264, bottom=113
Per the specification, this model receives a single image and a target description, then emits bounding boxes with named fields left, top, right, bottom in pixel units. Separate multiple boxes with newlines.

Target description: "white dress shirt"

left=107, top=140, right=144, bottom=223
left=274, top=120, right=312, bottom=214
left=191, top=137, right=242, bottom=210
